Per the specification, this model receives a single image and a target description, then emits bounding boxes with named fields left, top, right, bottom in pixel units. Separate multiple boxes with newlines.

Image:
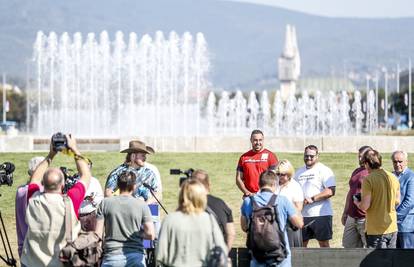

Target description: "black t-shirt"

left=207, top=194, right=233, bottom=242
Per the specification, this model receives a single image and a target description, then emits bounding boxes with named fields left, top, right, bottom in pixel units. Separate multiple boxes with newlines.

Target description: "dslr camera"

left=0, top=162, right=15, bottom=186
left=170, top=168, right=194, bottom=186
left=60, top=166, right=80, bottom=193
left=51, top=132, right=68, bottom=152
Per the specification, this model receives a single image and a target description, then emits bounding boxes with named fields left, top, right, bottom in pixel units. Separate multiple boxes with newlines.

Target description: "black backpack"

left=246, top=194, right=287, bottom=264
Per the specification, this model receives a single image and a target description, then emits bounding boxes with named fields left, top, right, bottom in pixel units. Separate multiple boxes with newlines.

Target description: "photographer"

left=15, top=157, right=44, bottom=258
left=21, top=134, right=91, bottom=267
left=192, top=169, right=235, bottom=250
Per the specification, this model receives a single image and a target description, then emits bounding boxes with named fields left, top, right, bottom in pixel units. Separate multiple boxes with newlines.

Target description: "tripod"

left=0, top=211, right=17, bottom=267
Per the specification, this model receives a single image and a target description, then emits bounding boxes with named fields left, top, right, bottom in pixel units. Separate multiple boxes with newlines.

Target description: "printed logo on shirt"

left=261, top=153, right=269, bottom=161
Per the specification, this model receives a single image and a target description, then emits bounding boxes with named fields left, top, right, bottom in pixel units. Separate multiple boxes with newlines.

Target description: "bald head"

left=43, top=168, right=64, bottom=192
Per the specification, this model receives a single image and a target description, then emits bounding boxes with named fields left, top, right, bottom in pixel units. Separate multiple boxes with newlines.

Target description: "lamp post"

left=409, top=58, right=412, bottom=129
left=2, top=73, right=6, bottom=124
left=382, top=67, right=388, bottom=129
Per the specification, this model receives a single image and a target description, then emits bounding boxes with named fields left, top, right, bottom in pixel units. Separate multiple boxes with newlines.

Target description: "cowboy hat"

left=120, top=140, right=155, bottom=154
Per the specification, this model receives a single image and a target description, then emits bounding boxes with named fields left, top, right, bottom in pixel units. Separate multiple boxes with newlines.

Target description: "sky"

left=231, top=0, right=414, bottom=18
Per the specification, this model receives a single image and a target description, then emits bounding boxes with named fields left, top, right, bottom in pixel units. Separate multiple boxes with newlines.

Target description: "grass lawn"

left=0, top=151, right=407, bottom=260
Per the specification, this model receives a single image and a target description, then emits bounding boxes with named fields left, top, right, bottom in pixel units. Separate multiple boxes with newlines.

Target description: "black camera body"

left=0, top=162, right=15, bottom=186
left=170, top=168, right=194, bottom=186
left=60, top=166, right=80, bottom=193
left=353, top=193, right=362, bottom=202
left=52, top=132, right=68, bottom=152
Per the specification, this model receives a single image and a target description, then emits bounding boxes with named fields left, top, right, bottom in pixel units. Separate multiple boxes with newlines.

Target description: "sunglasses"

left=304, top=155, right=316, bottom=159
left=276, top=173, right=288, bottom=176
left=393, top=160, right=404, bottom=164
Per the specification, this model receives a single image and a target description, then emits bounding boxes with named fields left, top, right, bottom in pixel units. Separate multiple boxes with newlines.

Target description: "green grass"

left=0, top=151, right=408, bottom=259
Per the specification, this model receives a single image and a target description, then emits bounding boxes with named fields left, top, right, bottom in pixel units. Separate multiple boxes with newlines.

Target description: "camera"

left=52, top=132, right=68, bottom=152
left=60, top=166, right=80, bottom=193
left=0, top=162, right=15, bottom=186
left=170, top=168, right=194, bottom=186
left=353, top=193, right=361, bottom=202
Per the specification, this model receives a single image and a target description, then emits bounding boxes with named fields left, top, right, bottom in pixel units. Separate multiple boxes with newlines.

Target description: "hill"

left=0, top=0, right=413, bottom=89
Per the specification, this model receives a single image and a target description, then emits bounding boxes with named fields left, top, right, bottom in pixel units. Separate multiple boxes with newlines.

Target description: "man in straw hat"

left=104, top=140, right=160, bottom=204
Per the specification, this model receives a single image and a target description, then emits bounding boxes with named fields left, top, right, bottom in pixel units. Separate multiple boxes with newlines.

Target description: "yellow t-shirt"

left=362, top=169, right=400, bottom=235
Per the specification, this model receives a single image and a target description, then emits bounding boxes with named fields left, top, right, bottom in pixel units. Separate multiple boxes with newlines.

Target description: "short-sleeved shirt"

left=362, top=169, right=399, bottom=235
left=96, top=195, right=152, bottom=255
left=237, top=149, right=278, bottom=193
left=240, top=190, right=296, bottom=264
left=105, top=163, right=158, bottom=201
left=27, top=182, right=85, bottom=219
left=346, top=166, right=368, bottom=219
left=279, top=179, right=304, bottom=205
left=207, top=194, right=234, bottom=242
left=294, top=162, right=336, bottom=217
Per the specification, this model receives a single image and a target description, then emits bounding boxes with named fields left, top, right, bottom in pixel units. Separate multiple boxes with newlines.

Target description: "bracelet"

left=311, top=196, right=316, bottom=202
left=74, top=154, right=92, bottom=165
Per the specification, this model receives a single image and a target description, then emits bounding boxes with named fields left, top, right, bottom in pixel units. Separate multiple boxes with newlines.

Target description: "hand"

left=341, top=213, right=347, bottom=226
left=242, top=191, right=254, bottom=199
left=65, top=134, right=80, bottom=155
left=48, top=141, right=57, bottom=159
left=304, top=197, right=314, bottom=205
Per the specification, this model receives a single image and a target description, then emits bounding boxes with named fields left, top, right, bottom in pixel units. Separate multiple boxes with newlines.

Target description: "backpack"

left=59, top=196, right=102, bottom=267
left=246, top=194, right=287, bottom=264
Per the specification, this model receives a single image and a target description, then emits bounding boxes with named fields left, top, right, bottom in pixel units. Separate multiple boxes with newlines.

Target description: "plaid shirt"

left=105, top=163, right=158, bottom=201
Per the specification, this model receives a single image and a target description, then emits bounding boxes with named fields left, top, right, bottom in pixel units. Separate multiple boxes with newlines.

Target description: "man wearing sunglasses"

left=294, top=145, right=336, bottom=248
left=392, top=150, right=414, bottom=248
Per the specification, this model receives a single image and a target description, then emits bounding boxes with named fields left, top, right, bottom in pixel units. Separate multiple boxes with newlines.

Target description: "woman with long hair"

left=156, top=179, right=227, bottom=267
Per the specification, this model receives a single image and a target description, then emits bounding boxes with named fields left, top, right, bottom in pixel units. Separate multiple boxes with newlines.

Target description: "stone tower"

left=278, top=24, right=301, bottom=100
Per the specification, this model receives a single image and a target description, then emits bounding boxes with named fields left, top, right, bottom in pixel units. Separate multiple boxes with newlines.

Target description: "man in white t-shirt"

left=294, top=145, right=336, bottom=247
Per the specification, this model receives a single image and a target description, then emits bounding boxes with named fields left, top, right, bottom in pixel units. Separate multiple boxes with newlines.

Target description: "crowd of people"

left=12, top=130, right=414, bottom=267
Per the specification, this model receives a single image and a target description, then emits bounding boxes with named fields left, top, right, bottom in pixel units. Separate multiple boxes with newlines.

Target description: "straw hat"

left=120, top=140, right=154, bottom=154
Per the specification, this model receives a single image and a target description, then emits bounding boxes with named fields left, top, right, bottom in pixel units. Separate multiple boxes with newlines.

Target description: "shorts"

left=302, top=215, right=332, bottom=242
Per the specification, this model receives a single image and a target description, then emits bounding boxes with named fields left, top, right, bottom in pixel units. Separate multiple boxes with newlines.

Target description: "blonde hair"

left=178, top=179, right=207, bottom=214
left=275, top=159, right=295, bottom=180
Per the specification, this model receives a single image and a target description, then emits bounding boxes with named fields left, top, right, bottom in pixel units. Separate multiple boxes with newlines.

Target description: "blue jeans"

left=250, top=256, right=291, bottom=267
left=397, top=232, right=414, bottom=248
left=101, top=252, right=146, bottom=267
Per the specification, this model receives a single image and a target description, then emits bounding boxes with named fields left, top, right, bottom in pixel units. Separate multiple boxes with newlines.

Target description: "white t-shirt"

left=294, top=162, right=336, bottom=217
left=279, top=179, right=304, bottom=205
left=79, top=177, right=104, bottom=215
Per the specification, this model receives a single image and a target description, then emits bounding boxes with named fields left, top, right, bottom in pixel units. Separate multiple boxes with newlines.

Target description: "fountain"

left=28, top=30, right=210, bottom=137
left=27, top=30, right=378, bottom=139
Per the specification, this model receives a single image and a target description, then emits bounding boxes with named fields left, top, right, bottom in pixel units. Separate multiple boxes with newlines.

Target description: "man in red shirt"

left=21, top=134, right=91, bottom=267
left=341, top=145, right=371, bottom=248
left=236, top=129, right=278, bottom=197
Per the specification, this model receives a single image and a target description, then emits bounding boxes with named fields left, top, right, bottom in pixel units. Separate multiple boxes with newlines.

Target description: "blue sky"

left=231, top=0, right=414, bottom=18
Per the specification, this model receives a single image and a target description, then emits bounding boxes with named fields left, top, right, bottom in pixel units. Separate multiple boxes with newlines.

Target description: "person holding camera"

left=105, top=140, right=160, bottom=204
left=354, top=149, right=400, bottom=248
left=20, top=134, right=91, bottom=267
left=192, top=169, right=236, bottom=249
left=341, top=146, right=371, bottom=248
